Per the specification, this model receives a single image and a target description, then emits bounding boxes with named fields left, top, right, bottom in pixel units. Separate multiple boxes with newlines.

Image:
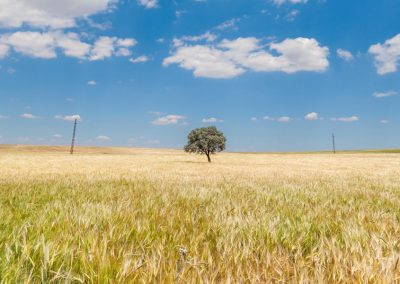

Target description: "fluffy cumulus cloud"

left=0, top=32, right=136, bottom=60
left=0, top=0, right=117, bottom=29
left=54, top=114, right=82, bottom=122
left=0, top=1, right=139, bottom=61
left=164, top=36, right=329, bottom=79
left=152, top=115, right=185, bottom=125
left=90, top=37, right=136, bottom=60
left=56, top=32, right=92, bottom=59
left=3, top=32, right=57, bottom=59
left=305, top=112, right=319, bottom=120
left=337, top=49, right=354, bottom=61
left=369, top=34, right=400, bottom=75
left=164, top=44, right=244, bottom=78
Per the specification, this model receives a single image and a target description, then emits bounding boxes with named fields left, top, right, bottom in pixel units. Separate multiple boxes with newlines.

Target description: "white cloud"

left=218, top=37, right=259, bottom=55
left=115, top=48, right=130, bottom=56
left=91, top=36, right=121, bottom=61
left=88, top=36, right=136, bottom=60
left=0, top=2, right=138, bottom=62
left=263, top=116, right=275, bottom=121
left=285, top=9, right=300, bottom=22
left=216, top=18, right=241, bottom=31
left=263, top=38, right=329, bottom=73
left=152, top=115, right=185, bottom=125
left=164, top=37, right=329, bottom=79
left=380, top=119, right=389, bottom=124
left=331, top=116, right=359, bottom=122
left=337, top=49, right=354, bottom=61
left=251, top=117, right=257, bottom=121
left=130, top=55, right=149, bottom=63
left=55, top=32, right=91, bottom=59
left=20, top=113, right=37, bottom=119
left=96, top=135, right=111, bottom=140
left=373, top=90, right=396, bottom=98
left=277, top=116, right=291, bottom=122
left=147, top=139, right=160, bottom=144
left=273, top=0, right=308, bottom=5
left=85, top=18, right=112, bottom=31
left=88, top=80, right=97, bottom=85
left=117, top=38, right=136, bottom=47
left=0, top=43, right=9, bottom=58
left=0, top=0, right=116, bottom=29
left=202, top=117, right=224, bottom=123
left=54, top=114, right=82, bottom=122
left=138, top=0, right=158, bottom=8
left=172, top=32, right=217, bottom=47
left=0, top=114, right=8, bottom=119
left=114, top=39, right=136, bottom=57
left=164, top=44, right=244, bottom=79
left=369, top=34, right=400, bottom=75
left=0, top=32, right=136, bottom=60
left=305, top=112, right=319, bottom=120
left=3, top=32, right=56, bottom=59
left=53, top=134, right=62, bottom=138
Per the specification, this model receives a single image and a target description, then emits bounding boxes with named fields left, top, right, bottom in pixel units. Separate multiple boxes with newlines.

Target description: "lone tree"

left=184, top=126, right=226, bottom=163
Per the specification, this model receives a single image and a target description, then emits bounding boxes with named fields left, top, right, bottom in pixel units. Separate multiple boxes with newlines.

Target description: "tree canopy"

left=184, top=126, right=226, bottom=163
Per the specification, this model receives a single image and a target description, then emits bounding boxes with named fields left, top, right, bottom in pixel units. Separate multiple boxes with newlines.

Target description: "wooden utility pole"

left=332, top=133, right=336, bottom=154
left=70, top=119, right=77, bottom=155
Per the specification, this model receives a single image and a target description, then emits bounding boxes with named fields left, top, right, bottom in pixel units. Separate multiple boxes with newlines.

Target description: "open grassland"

left=0, top=146, right=400, bottom=283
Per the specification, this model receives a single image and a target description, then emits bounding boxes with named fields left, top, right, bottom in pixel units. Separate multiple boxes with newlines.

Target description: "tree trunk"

left=206, top=153, right=211, bottom=163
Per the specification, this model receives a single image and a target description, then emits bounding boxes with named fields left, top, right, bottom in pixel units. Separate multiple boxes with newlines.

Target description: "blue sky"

left=0, top=0, right=399, bottom=151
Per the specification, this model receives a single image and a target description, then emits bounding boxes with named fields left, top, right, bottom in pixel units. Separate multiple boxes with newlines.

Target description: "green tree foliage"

left=184, top=126, right=226, bottom=163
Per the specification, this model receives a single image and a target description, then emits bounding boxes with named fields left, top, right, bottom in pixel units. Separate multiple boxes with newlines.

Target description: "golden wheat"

left=0, top=146, right=399, bottom=283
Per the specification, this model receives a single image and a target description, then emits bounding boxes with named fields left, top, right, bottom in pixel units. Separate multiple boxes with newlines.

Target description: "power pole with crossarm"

left=332, top=133, right=336, bottom=154
left=70, top=119, right=77, bottom=155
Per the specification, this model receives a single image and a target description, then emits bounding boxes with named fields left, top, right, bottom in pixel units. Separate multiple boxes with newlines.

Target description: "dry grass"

left=0, top=146, right=400, bottom=283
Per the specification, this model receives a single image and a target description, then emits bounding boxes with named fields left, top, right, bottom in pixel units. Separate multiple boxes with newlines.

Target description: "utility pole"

left=332, top=133, right=336, bottom=154
left=70, top=119, right=77, bottom=155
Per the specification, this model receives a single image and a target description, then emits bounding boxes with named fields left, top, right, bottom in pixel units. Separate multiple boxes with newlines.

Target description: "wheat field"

left=0, top=145, right=399, bottom=283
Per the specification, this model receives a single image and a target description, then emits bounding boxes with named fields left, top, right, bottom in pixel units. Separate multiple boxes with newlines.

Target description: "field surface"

left=0, top=145, right=400, bottom=283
